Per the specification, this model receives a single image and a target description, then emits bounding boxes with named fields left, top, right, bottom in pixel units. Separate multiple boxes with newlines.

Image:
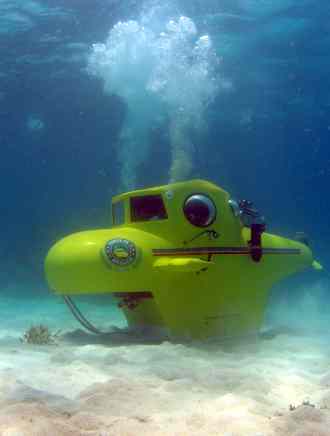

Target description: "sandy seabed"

left=1, top=284, right=330, bottom=436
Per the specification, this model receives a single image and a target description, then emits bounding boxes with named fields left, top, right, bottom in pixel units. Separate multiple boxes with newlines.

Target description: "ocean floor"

left=1, top=280, right=330, bottom=435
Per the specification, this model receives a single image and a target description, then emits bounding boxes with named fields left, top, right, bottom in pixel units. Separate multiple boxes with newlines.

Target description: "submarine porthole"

left=183, top=194, right=216, bottom=227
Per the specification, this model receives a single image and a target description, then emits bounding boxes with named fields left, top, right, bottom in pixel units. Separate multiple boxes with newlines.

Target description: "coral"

left=20, top=324, right=61, bottom=345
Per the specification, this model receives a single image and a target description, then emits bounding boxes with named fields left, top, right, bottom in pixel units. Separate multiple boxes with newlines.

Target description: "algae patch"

left=20, top=324, right=61, bottom=345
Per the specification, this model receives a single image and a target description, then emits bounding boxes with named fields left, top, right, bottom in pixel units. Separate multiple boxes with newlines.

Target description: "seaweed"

left=20, top=324, right=61, bottom=345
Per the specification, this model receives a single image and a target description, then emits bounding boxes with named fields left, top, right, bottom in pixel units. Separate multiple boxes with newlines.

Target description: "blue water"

left=0, top=0, right=329, bottom=325
left=1, top=2, right=330, bottom=433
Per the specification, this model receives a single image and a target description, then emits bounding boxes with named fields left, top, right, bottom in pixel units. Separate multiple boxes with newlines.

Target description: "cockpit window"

left=112, top=201, right=125, bottom=226
left=130, top=195, right=168, bottom=222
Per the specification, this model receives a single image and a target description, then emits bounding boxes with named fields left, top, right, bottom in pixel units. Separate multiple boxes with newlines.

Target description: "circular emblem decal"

left=103, top=239, right=137, bottom=267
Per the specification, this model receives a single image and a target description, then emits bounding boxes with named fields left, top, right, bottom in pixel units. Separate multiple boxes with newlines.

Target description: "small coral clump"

left=20, top=324, right=61, bottom=345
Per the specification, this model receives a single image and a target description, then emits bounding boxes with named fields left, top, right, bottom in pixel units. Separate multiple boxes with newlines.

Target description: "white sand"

left=0, top=281, right=330, bottom=436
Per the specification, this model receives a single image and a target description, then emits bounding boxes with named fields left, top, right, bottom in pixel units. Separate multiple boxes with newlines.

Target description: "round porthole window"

left=183, top=194, right=217, bottom=227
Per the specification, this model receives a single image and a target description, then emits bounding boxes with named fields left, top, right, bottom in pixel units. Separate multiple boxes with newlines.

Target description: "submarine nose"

left=45, top=229, right=154, bottom=295
left=45, top=231, right=112, bottom=294
left=45, top=230, right=144, bottom=295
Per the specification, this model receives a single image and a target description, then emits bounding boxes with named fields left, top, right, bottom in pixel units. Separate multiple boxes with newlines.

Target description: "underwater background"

left=0, top=0, right=330, bottom=434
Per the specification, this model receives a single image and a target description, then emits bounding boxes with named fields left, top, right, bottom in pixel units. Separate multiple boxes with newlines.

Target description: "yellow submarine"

left=45, top=179, right=321, bottom=339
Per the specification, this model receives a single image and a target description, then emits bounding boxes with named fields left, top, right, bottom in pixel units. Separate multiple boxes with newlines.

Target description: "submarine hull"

left=45, top=228, right=313, bottom=339
left=44, top=179, right=317, bottom=339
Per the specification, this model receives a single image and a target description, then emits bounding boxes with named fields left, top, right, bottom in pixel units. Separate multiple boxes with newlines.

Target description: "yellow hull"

left=45, top=180, right=316, bottom=339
